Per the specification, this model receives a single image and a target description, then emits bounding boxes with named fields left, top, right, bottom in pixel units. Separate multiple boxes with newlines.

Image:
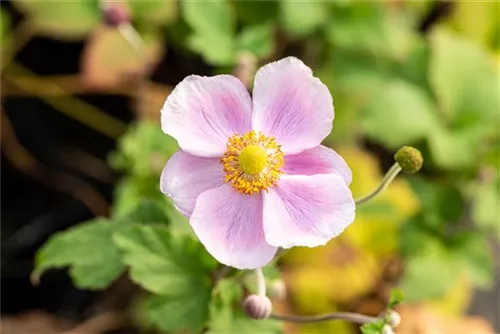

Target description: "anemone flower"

left=160, top=57, right=355, bottom=269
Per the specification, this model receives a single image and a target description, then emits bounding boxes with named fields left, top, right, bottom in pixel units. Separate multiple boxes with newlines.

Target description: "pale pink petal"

left=190, top=184, right=277, bottom=269
left=161, top=75, right=252, bottom=157
left=160, top=151, right=224, bottom=216
left=263, top=174, right=355, bottom=248
left=283, top=145, right=352, bottom=185
left=251, top=57, right=334, bottom=154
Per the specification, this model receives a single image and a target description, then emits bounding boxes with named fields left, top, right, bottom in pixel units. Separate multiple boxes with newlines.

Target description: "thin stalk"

left=118, top=23, right=148, bottom=118
left=270, top=312, right=379, bottom=324
left=119, top=23, right=147, bottom=54
left=355, top=163, right=402, bottom=206
left=255, top=268, right=266, bottom=297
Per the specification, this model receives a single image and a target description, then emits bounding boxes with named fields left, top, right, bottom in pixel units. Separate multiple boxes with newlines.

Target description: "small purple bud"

left=243, top=294, right=272, bottom=320
left=102, top=5, right=130, bottom=27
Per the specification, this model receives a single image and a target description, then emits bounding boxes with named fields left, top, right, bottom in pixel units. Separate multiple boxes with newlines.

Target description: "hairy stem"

left=354, top=163, right=402, bottom=206
left=271, top=312, right=379, bottom=324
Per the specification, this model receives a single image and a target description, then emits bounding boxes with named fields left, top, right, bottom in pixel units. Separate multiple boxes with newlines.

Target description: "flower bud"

left=394, top=146, right=423, bottom=174
left=382, top=324, right=394, bottom=334
left=269, top=279, right=287, bottom=300
left=385, top=310, right=401, bottom=328
left=243, top=294, right=272, bottom=320
left=102, top=5, right=130, bottom=27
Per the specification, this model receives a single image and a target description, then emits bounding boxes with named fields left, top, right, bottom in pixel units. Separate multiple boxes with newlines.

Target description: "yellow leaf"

left=343, top=217, right=400, bottom=256
left=284, top=242, right=381, bottom=304
left=80, top=25, right=164, bottom=89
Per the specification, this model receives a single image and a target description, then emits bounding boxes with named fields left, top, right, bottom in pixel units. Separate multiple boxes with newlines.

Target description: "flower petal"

left=190, top=184, right=277, bottom=269
left=161, top=75, right=252, bottom=157
left=251, top=57, right=334, bottom=154
left=263, top=174, right=355, bottom=248
left=283, top=145, right=352, bottom=185
left=160, top=151, right=224, bottom=216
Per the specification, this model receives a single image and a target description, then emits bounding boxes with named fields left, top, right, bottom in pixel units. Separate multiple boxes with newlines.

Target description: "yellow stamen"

left=221, top=131, right=284, bottom=195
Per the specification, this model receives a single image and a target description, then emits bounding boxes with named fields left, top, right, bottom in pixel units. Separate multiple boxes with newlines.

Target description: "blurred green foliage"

left=22, top=1, right=499, bottom=333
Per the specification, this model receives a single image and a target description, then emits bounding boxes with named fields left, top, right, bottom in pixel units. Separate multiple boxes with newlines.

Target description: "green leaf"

left=223, top=311, right=283, bottom=334
left=473, top=177, right=500, bottom=233
left=236, top=23, right=274, bottom=58
left=146, top=292, right=212, bottom=333
left=113, top=225, right=216, bottom=294
left=13, top=1, right=100, bottom=40
left=327, top=4, right=386, bottom=53
left=361, top=80, right=439, bottom=149
left=394, top=36, right=432, bottom=91
left=399, top=241, right=463, bottom=301
left=208, top=279, right=283, bottom=334
left=408, top=177, right=464, bottom=223
left=328, top=49, right=388, bottom=98
left=429, top=28, right=499, bottom=123
left=33, top=219, right=126, bottom=289
left=182, top=0, right=235, bottom=65
left=109, top=121, right=178, bottom=177
left=280, top=1, right=329, bottom=37
left=208, top=279, right=242, bottom=332
left=165, top=20, right=192, bottom=52
left=111, top=176, right=162, bottom=217
left=426, top=29, right=499, bottom=169
left=428, top=125, right=484, bottom=169
left=234, top=1, right=279, bottom=25
left=400, top=214, right=441, bottom=257
left=451, top=232, right=494, bottom=288
left=388, top=289, right=404, bottom=308
left=111, top=176, right=191, bottom=235
left=129, top=1, right=177, bottom=26
left=383, top=12, right=418, bottom=60
left=360, top=319, right=385, bottom=334
left=115, top=198, right=170, bottom=225
left=113, top=225, right=217, bottom=332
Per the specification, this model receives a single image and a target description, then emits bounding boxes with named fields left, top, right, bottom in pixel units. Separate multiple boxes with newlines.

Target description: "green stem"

left=271, top=312, right=379, bottom=324
left=354, top=163, right=402, bottom=206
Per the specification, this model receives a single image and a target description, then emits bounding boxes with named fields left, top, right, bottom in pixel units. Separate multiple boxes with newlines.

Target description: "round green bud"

left=394, top=146, right=423, bottom=174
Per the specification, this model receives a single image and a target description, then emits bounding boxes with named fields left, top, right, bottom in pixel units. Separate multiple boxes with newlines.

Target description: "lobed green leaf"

left=33, top=219, right=126, bottom=289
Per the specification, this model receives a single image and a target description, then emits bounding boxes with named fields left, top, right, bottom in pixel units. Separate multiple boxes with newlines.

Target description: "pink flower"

left=160, top=57, right=355, bottom=269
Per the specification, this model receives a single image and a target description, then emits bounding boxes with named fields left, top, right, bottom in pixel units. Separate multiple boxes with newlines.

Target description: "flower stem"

left=270, top=312, right=379, bottom=324
left=255, top=268, right=266, bottom=297
left=119, top=23, right=147, bottom=54
left=118, top=23, right=148, bottom=119
left=354, top=163, right=402, bottom=206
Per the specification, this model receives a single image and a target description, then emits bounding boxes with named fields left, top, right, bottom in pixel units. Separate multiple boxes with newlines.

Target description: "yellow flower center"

left=221, top=131, right=284, bottom=195
left=238, top=145, right=268, bottom=175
